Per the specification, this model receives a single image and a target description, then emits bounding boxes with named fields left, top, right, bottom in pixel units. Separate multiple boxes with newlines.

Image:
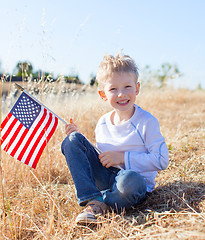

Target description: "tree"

left=89, top=74, right=96, bottom=86
left=156, top=63, right=181, bottom=88
left=32, top=70, right=52, bottom=81
left=15, top=61, right=33, bottom=77
left=63, top=75, right=83, bottom=84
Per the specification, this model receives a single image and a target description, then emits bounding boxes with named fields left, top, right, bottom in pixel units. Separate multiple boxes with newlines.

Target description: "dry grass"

left=0, top=83, right=205, bottom=239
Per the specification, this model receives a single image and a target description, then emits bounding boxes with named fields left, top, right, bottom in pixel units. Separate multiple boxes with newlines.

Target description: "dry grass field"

left=0, top=82, right=205, bottom=239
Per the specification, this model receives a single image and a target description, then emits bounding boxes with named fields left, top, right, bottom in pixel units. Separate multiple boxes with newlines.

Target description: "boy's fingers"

left=65, top=123, right=77, bottom=135
left=99, top=152, right=108, bottom=158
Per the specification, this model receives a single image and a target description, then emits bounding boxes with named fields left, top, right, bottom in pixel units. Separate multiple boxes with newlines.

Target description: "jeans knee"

left=103, top=171, right=147, bottom=211
left=68, top=131, right=83, bottom=142
left=116, top=170, right=147, bottom=195
left=61, top=131, right=83, bottom=154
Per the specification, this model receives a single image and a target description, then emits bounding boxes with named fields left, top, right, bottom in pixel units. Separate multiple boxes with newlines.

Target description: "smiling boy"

left=61, top=52, right=169, bottom=224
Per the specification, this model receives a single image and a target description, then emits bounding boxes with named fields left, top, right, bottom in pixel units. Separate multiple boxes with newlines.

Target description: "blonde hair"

left=96, top=52, right=139, bottom=89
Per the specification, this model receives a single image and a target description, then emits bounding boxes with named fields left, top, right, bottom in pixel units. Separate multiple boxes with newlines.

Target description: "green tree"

left=32, top=70, right=52, bottom=81
left=15, top=61, right=33, bottom=77
left=89, top=74, right=96, bottom=86
left=157, top=63, right=181, bottom=88
left=64, top=75, right=83, bottom=84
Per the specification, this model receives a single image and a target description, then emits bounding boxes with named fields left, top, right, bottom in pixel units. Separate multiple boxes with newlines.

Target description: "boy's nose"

left=118, top=90, right=126, bottom=97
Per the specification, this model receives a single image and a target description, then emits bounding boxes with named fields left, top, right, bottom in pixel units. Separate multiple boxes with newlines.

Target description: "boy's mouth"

left=117, top=100, right=130, bottom=105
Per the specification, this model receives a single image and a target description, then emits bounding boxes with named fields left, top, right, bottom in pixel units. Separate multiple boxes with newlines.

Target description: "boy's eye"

left=109, top=88, right=116, bottom=91
left=125, top=85, right=131, bottom=88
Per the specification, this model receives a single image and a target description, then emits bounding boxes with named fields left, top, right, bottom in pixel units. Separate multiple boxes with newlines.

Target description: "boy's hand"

left=65, top=118, right=79, bottom=135
left=99, top=151, right=124, bottom=168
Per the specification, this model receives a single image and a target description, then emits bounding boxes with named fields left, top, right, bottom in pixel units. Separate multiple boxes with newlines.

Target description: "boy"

left=61, top=52, right=169, bottom=224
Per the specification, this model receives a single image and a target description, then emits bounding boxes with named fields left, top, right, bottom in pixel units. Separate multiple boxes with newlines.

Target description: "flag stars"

left=11, top=92, right=41, bottom=129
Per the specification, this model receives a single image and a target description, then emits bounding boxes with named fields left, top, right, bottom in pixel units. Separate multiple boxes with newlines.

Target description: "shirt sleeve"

left=124, top=117, right=169, bottom=172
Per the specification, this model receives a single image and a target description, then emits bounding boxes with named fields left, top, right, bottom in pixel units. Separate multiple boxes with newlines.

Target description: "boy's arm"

left=124, top=118, right=169, bottom=172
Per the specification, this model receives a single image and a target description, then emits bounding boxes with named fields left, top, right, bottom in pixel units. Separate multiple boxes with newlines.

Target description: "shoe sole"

left=76, top=218, right=98, bottom=225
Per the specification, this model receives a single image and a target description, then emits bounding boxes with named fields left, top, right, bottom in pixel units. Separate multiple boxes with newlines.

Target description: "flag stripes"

left=1, top=92, right=58, bottom=168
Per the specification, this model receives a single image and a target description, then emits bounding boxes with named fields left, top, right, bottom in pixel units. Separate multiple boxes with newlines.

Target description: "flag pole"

left=15, top=83, right=67, bottom=125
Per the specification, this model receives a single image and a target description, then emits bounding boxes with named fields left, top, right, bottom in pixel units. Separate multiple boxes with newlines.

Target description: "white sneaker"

left=75, top=199, right=109, bottom=225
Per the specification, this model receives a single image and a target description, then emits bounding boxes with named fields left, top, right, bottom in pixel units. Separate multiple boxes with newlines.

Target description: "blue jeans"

left=61, top=132, right=147, bottom=211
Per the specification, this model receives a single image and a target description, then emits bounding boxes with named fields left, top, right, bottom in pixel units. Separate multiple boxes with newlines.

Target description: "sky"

left=1, top=0, right=205, bottom=89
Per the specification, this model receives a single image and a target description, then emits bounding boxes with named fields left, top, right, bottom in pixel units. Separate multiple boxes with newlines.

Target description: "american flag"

left=1, top=92, right=58, bottom=168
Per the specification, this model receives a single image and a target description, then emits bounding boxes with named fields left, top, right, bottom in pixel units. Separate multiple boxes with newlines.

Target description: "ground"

left=0, top=85, right=205, bottom=239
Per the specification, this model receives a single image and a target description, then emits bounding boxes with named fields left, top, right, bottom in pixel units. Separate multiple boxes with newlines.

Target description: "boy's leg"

left=102, top=170, right=147, bottom=211
left=61, top=131, right=119, bottom=206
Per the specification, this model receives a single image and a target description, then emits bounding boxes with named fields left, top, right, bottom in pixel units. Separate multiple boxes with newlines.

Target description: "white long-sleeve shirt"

left=95, top=104, right=169, bottom=192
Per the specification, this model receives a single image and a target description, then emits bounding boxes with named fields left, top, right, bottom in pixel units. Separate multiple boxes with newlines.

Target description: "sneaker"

left=75, top=199, right=109, bottom=224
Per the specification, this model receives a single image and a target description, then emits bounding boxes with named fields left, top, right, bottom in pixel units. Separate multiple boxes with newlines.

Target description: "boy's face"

left=98, top=72, right=140, bottom=114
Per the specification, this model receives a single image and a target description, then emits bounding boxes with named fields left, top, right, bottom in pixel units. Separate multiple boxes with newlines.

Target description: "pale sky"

left=1, top=0, right=205, bottom=89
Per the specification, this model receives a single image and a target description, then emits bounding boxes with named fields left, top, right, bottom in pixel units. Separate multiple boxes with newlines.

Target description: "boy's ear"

left=136, top=82, right=140, bottom=95
left=98, top=90, right=107, bottom=101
